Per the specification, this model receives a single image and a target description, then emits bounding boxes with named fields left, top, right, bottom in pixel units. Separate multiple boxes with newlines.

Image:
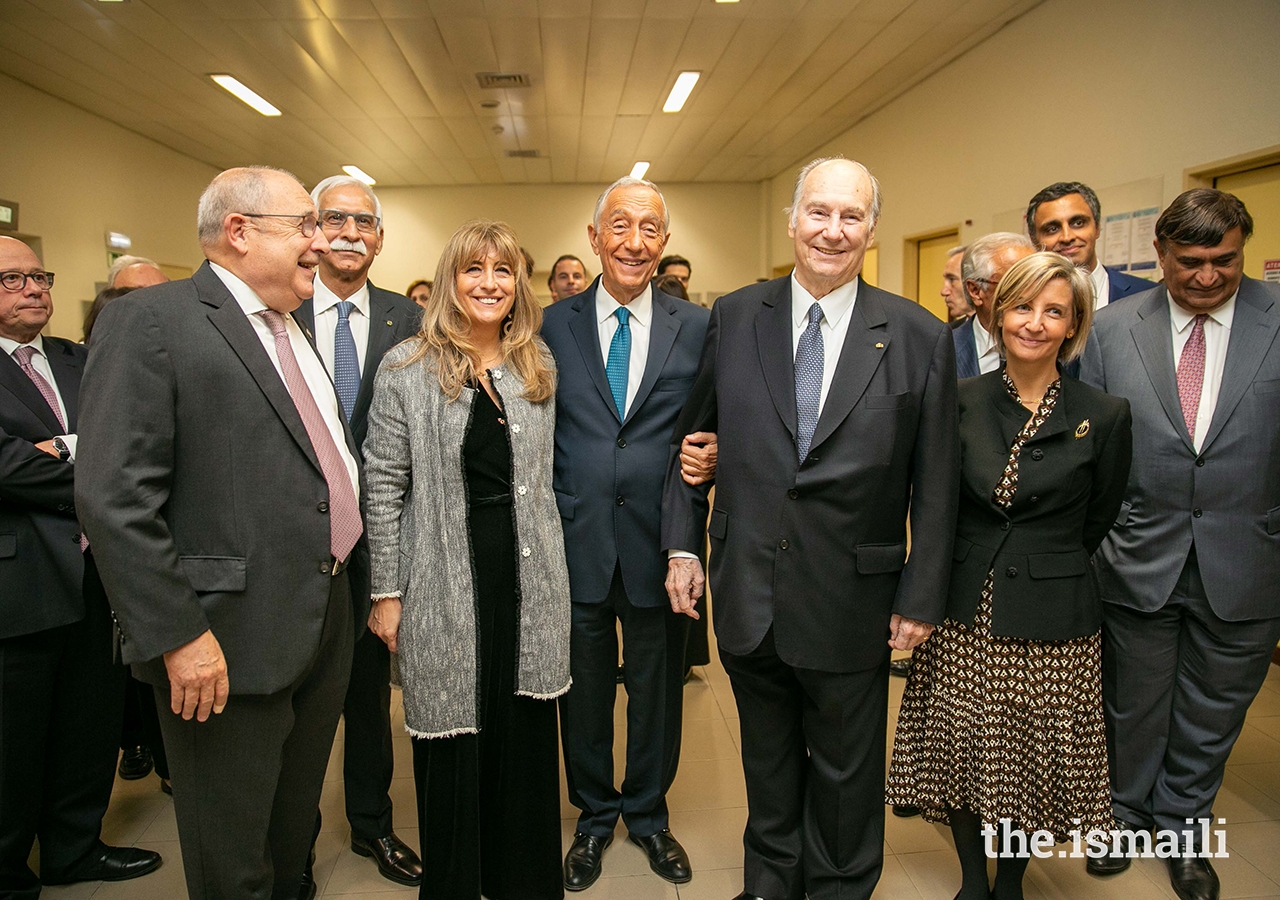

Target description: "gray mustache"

left=330, top=238, right=368, bottom=254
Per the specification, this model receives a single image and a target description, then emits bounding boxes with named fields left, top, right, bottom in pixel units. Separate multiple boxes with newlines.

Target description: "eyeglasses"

left=319, top=210, right=381, bottom=234
left=0, top=270, right=55, bottom=291
left=241, top=213, right=319, bottom=237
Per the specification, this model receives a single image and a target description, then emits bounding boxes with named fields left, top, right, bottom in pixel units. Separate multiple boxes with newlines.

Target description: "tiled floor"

left=37, top=643, right=1280, bottom=899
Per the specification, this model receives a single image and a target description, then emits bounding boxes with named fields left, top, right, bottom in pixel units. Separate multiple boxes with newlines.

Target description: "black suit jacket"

left=293, top=282, right=421, bottom=456
left=662, top=276, right=961, bottom=672
left=0, top=338, right=85, bottom=639
left=75, top=262, right=371, bottom=694
left=541, top=279, right=710, bottom=608
left=948, top=371, right=1131, bottom=641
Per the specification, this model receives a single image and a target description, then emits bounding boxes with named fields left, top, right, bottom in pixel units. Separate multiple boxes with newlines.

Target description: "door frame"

left=902, top=225, right=961, bottom=303
left=1184, top=143, right=1280, bottom=189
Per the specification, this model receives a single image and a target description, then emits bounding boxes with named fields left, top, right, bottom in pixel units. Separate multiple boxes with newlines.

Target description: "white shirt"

left=311, top=276, right=371, bottom=378
left=209, top=263, right=360, bottom=493
left=596, top=282, right=652, bottom=417
left=1170, top=290, right=1235, bottom=453
left=1089, top=261, right=1111, bottom=311
left=790, top=274, right=859, bottom=413
left=1, top=334, right=76, bottom=458
left=972, top=315, right=1002, bottom=375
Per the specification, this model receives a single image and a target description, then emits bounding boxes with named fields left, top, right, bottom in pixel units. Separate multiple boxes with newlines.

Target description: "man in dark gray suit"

left=76, top=166, right=369, bottom=900
left=1080, top=189, right=1280, bottom=900
left=541, top=177, right=709, bottom=890
left=293, top=175, right=423, bottom=889
left=663, top=157, right=960, bottom=900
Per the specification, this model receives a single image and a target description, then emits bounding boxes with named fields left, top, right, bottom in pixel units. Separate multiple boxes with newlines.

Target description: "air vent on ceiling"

left=477, top=72, right=531, bottom=89
left=505, top=149, right=540, bottom=158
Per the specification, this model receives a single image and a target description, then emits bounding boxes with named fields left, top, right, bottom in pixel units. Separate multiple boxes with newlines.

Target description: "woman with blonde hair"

left=887, top=251, right=1133, bottom=900
left=363, top=219, right=569, bottom=900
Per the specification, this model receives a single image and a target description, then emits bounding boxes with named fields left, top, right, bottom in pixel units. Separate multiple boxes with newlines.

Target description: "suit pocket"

left=1253, top=379, right=1280, bottom=394
left=1114, top=500, right=1132, bottom=527
left=863, top=392, right=910, bottom=410
left=652, top=376, right=694, bottom=394
left=707, top=508, right=728, bottom=540
left=1267, top=505, right=1280, bottom=535
left=180, top=556, right=247, bottom=593
left=0, top=534, right=14, bottom=558
left=1027, top=551, right=1088, bottom=579
left=856, top=541, right=907, bottom=574
left=554, top=490, right=577, bottom=521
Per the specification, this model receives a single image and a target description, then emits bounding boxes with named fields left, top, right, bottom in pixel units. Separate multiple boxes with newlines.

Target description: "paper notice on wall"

left=1104, top=212, right=1132, bottom=269
left=1264, top=260, right=1280, bottom=283
left=1129, top=207, right=1160, bottom=272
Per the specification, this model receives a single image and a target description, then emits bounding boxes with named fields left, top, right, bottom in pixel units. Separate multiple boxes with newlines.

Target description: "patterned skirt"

left=885, top=571, right=1115, bottom=841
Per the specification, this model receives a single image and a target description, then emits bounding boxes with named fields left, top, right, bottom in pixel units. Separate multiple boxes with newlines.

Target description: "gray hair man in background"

left=953, top=232, right=1034, bottom=379
left=106, top=254, right=169, bottom=290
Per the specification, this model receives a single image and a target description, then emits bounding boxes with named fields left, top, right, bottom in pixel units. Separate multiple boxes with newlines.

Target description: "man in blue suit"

left=952, top=232, right=1034, bottom=379
left=541, top=177, right=710, bottom=891
left=1027, top=181, right=1151, bottom=308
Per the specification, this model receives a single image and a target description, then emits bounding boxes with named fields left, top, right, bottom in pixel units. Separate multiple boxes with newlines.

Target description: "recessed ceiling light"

left=343, top=165, right=377, bottom=186
left=663, top=72, right=700, bottom=113
left=630, top=161, right=651, bottom=180
left=209, top=74, right=281, bottom=117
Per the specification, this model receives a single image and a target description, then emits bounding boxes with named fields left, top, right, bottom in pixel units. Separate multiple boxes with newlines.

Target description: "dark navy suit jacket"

left=1105, top=266, right=1151, bottom=304
left=541, top=278, right=710, bottom=608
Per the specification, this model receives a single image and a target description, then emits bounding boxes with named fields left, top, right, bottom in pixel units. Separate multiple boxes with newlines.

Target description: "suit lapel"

left=0, top=349, right=63, bottom=435
left=196, top=265, right=324, bottom=476
left=567, top=284, right=621, bottom=423
left=623, top=291, right=681, bottom=427
left=808, top=283, right=890, bottom=453
left=955, top=317, right=980, bottom=379
left=1200, top=279, right=1278, bottom=454
left=755, top=279, right=797, bottom=441
left=44, top=340, right=83, bottom=432
left=1130, top=290, right=1193, bottom=453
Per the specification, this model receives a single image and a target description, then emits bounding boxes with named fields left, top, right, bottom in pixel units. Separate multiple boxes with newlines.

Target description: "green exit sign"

left=0, top=199, right=16, bottom=231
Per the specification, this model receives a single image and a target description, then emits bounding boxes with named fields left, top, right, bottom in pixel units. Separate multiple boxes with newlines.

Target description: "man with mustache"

left=294, top=174, right=423, bottom=892
left=77, top=166, right=369, bottom=900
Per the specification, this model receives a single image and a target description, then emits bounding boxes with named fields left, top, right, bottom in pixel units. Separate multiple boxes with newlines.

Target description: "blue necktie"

left=605, top=306, right=631, bottom=419
left=333, top=301, right=360, bottom=423
left=795, top=301, right=824, bottom=462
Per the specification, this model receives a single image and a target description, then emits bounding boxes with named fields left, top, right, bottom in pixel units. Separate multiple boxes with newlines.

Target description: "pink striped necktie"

left=12, top=346, right=66, bottom=431
left=1176, top=314, right=1208, bottom=439
left=258, top=310, right=363, bottom=563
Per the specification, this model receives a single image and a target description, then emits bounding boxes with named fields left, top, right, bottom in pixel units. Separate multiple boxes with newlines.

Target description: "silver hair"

left=196, top=166, right=302, bottom=247
left=961, top=232, right=1035, bottom=299
left=311, top=175, right=383, bottom=223
left=947, top=244, right=967, bottom=258
left=106, top=254, right=162, bottom=286
left=785, top=156, right=883, bottom=228
left=592, top=177, right=670, bottom=233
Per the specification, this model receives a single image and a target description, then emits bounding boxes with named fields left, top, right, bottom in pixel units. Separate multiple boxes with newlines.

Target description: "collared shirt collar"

left=0, top=333, right=45, bottom=358
left=312, top=275, right=370, bottom=318
left=1169, top=290, right=1237, bottom=332
left=791, top=275, right=859, bottom=329
left=596, top=281, right=652, bottom=328
left=1089, top=260, right=1109, bottom=307
left=209, top=261, right=270, bottom=316
left=972, top=314, right=996, bottom=357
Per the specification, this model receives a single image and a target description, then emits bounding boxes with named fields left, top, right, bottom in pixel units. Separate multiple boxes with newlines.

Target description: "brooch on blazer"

left=386, top=319, right=393, bottom=326
left=1075, top=419, right=1090, bottom=439
left=874, top=342, right=885, bottom=349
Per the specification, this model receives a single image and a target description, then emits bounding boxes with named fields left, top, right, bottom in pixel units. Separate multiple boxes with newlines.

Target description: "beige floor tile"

left=1227, top=820, right=1280, bottom=884
left=1245, top=688, right=1280, bottom=720
left=389, top=777, right=418, bottom=830
left=682, top=680, right=731, bottom=721
left=319, top=780, right=348, bottom=832
left=723, top=717, right=741, bottom=753
left=323, top=841, right=417, bottom=895
left=99, top=789, right=170, bottom=846
left=575, top=874, right=680, bottom=900
left=325, top=739, right=345, bottom=782
left=311, top=829, right=348, bottom=897
left=680, top=718, right=740, bottom=762
left=667, top=807, right=747, bottom=872
left=1232, top=762, right=1280, bottom=803
left=138, top=797, right=179, bottom=842
left=666, top=757, right=746, bottom=811
left=674, top=866, right=742, bottom=899
left=884, top=810, right=953, bottom=855
left=870, top=853, right=925, bottom=899
left=1227, top=724, right=1280, bottom=765
left=1216, top=770, right=1280, bottom=824
left=897, top=847, right=965, bottom=899
left=33, top=881, right=98, bottom=900
left=1027, top=853, right=1168, bottom=900
left=1250, top=714, right=1280, bottom=741
left=1131, top=849, right=1280, bottom=900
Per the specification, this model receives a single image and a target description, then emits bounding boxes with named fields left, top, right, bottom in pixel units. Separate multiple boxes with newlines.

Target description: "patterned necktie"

left=1177, top=314, right=1208, bottom=440
left=259, top=310, right=363, bottom=562
left=795, top=301, right=824, bottom=462
left=12, top=346, right=66, bottom=431
left=605, top=306, right=631, bottom=419
left=333, top=301, right=360, bottom=423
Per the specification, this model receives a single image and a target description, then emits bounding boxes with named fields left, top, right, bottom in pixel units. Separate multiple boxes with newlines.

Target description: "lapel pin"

left=386, top=319, right=393, bottom=326
left=875, top=342, right=885, bottom=349
left=1075, top=419, right=1090, bottom=439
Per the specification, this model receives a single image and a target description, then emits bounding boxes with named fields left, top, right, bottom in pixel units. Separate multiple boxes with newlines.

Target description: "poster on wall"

left=1128, top=207, right=1160, bottom=273
left=1104, top=212, right=1132, bottom=269
left=1264, top=260, right=1280, bottom=284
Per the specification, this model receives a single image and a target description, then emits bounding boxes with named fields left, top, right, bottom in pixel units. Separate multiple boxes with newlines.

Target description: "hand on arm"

left=679, top=432, right=718, bottom=485
left=162, top=630, right=229, bottom=721
left=888, top=614, right=934, bottom=651
left=665, top=557, right=704, bottom=619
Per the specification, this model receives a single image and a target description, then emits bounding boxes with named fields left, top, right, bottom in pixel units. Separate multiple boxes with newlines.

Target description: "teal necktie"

left=605, top=306, right=631, bottom=419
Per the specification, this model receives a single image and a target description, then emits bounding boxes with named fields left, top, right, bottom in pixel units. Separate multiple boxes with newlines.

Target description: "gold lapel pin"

left=875, top=342, right=885, bottom=349
left=1075, top=419, right=1090, bottom=439
left=386, top=319, right=393, bottom=326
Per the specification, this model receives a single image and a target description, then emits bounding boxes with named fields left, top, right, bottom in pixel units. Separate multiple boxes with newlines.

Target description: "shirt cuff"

left=57, top=434, right=77, bottom=462
left=667, top=550, right=697, bottom=560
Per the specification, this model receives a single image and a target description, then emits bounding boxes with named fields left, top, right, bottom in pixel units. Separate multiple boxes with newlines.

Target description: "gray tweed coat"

left=363, top=340, right=571, bottom=739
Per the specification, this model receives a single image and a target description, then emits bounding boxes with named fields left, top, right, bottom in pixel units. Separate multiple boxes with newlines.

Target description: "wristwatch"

left=52, top=436, right=70, bottom=462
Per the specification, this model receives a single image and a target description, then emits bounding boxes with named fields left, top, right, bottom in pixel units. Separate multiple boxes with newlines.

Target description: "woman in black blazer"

left=887, top=252, right=1132, bottom=900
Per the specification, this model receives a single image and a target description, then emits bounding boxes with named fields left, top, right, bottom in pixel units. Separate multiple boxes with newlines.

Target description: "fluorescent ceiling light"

left=715, top=0, right=740, bottom=3
left=663, top=71, right=700, bottom=113
left=343, top=165, right=377, bottom=186
left=629, top=161, right=650, bottom=180
left=210, top=74, right=281, bottom=116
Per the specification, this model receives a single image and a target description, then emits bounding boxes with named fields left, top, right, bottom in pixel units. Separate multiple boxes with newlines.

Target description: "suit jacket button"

left=320, top=561, right=330, bottom=573
left=1030, top=449, right=1044, bottom=461
left=317, top=501, right=329, bottom=513
left=521, top=547, right=531, bottom=558
left=1196, top=458, right=1205, bottom=467
left=779, top=539, right=789, bottom=550
left=511, top=423, right=521, bottom=434
left=616, top=496, right=625, bottom=506
left=517, top=485, right=527, bottom=496
left=787, top=489, right=798, bottom=499
left=73, top=534, right=81, bottom=543
left=617, top=437, right=627, bottom=448
left=1005, top=566, right=1018, bottom=578
left=1193, top=508, right=1202, bottom=518
left=1001, top=521, right=1010, bottom=531
left=1030, top=495, right=1040, bottom=503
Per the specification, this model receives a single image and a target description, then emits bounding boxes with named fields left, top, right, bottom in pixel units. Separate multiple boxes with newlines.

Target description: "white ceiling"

left=1, top=0, right=1042, bottom=186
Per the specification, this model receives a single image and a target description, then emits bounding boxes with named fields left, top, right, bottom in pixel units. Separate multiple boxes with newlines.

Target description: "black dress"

left=411, top=384, right=564, bottom=900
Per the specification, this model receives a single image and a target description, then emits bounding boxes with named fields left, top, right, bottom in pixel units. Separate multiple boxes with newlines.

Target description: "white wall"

left=766, top=0, right=1280, bottom=294
left=1, top=74, right=216, bottom=339
left=375, top=181, right=764, bottom=305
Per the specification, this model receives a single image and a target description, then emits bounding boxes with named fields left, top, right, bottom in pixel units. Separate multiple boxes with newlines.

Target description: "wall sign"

left=0, top=199, right=17, bottom=232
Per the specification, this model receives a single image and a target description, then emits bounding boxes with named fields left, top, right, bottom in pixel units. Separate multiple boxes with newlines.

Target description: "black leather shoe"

left=564, top=831, right=612, bottom=891
left=351, top=833, right=424, bottom=886
left=43, top=845, right=162, bottom=884
left=629, top=828, right=692, bottom=884
left=892, top=804, right=921, bottom=818
left=889, top=658, right=912, bottom=677
left=731, top=893, right=769, bottom=900
left=1086, top=819, right=1144, bottom=875
left=117, top=745, right=154, bottom=780
left=160, top=777, right=172, bottom=795
left=298, top=847, right=317, bottom=900
left=1169, top=857, right=1219, bottom=900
